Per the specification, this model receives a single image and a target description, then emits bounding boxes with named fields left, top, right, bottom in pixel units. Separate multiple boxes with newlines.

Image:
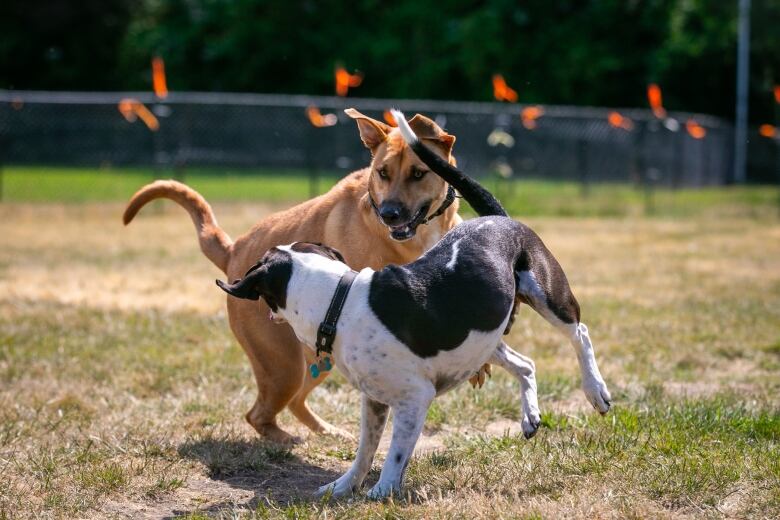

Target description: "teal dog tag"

left=309, top=356, right=333, bottom=379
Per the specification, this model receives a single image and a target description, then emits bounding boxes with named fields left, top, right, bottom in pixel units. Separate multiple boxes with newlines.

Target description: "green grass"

left=1, top=166, right=341, bottom=203
left=410, top=399, right=780, bottom=507
left=2, top=165, right=778, bottom=218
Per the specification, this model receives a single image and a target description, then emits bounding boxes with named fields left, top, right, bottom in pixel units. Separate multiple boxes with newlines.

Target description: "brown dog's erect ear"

left=344, top=108, right=393, bottom=151
left=408, top=114, right=456, bottom=155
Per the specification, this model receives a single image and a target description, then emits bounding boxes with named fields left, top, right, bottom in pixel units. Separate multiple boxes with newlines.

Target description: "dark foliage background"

left=2, top=0, right=779, bottom=122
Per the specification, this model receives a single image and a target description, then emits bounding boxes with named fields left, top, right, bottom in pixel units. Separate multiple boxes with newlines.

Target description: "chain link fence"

left=1, top=90, right=777, bottom=188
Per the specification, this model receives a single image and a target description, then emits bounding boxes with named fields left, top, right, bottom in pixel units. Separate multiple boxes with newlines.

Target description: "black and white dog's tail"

left=390, top=109, right=507, bottom=218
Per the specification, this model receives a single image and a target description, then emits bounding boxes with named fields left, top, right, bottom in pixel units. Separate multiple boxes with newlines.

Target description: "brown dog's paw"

left=266, top=430, right=303, bottom=447
left=469, top=363, right=492, bottom=389
left=320, top=424, right=356, bottom=442
left=248, top=420, right=302, bottom=446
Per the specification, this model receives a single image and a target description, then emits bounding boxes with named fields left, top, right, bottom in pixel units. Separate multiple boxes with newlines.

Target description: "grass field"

left=3, top=166, right=778, bottom=217
left=1, top=172, right=779, bottom=519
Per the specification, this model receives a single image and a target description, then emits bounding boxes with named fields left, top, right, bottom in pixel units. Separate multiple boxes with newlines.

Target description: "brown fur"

left=123, top=110, right=465, bottom=444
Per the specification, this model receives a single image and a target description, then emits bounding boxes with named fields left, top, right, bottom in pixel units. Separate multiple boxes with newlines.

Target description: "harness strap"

left=316, top=269, right=358, bottom=356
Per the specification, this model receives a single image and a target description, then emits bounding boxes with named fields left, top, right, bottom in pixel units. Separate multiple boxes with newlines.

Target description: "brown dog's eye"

left=411, top=168, right=427, bottom=180
left=377, top=167, right=389, bottom=180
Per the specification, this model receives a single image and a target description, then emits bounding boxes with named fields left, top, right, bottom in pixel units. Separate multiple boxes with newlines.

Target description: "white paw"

left=521, top=407, right=542, bottom=439
left=316, top=474, right=358, bottom=498
left=583, top=377, right=612, bottom=415
left=366, top=480, right=398, bottom=500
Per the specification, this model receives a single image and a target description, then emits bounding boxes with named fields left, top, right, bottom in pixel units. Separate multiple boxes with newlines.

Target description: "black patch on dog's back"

left=368, top=219, right=517, bottom=358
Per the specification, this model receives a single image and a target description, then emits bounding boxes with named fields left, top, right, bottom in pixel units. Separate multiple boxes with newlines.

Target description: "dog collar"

left=316, top=269, right=358, bottom=356
left=424, top=184, right=457, bottom=224
left=368, top=184, right=457, bottom=228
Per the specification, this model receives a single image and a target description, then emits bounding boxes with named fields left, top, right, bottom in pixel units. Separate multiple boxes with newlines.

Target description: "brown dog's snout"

left=378, top=200, right=410, bottom=226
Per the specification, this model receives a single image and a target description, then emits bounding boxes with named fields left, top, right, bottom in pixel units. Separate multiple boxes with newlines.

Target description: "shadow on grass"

left=176, top=437, right=343, bottom=513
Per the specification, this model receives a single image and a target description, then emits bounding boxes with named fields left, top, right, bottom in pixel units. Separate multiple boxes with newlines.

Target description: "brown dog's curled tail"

left=123, top=180, right=233, bottom=273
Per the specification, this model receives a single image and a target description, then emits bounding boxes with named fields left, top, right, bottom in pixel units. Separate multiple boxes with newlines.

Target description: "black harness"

left=316, top=269, right=358, bottom=356
left=368, top=184, right=458, bottom=229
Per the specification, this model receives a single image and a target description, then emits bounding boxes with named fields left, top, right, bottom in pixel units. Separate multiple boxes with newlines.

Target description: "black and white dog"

left=217, top=109, right=611, bottom=499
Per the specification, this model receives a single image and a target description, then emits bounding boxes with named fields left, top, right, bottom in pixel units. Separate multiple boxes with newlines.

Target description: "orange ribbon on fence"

left=647, top=83, right=666, bottom=119
left=520, top=105, right=544, bottom=129
left=152, top=57, right=168, bottom=99
left=335, top=66, right=363, bottom=97
left=685, top=119, right=706, bottom=139
left=759, top=124, right=776, bottom=138
left=118, top=98, right=160, bottom=131
left=383, top=110, right=398, bottom=127
left=306, top=105, right=337, bottom=127
left=608, top=111, right=634, bottom=131
left=493, top=74, right=518, bottom=103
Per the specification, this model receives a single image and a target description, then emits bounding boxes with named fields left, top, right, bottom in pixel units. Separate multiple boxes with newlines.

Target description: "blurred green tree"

left=1, top=0, right=778, bottom=121
left=0, top=0, right=138, bottom=90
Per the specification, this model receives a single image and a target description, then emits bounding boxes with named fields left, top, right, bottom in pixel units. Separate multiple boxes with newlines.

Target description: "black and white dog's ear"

left=217, top=247, right=292, bottom=311
left=216, top=269, right=265, bottom=300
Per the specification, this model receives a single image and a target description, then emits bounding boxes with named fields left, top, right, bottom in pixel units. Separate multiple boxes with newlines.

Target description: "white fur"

left=445, top=238, right=462, bottom=270
left=390, top=108, right=418, bottom=144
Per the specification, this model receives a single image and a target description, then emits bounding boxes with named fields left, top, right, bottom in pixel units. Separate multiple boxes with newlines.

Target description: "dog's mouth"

left=388, top=203, right=431, bottom=242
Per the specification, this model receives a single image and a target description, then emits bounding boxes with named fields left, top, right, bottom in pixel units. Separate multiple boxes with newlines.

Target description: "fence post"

left=633, top=120, right=655, bottom=214
left=306, top=124, right=319, bottom=198
left=309, top=167, right=319, bottom=199
left=0, top=133, right=4, bottom=202
left=173, top=161, right=186, bottom=184
left=577, top=138, right=589, bottom=198
left=672, top=131, right=684, bottom=189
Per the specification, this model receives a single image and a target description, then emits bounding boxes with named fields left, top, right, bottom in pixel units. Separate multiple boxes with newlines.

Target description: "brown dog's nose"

left=379, top=201, right=408, bottom=226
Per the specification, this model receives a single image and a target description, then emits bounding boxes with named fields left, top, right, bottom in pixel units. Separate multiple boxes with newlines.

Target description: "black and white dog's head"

left=217, top=242, right=346, bottom=323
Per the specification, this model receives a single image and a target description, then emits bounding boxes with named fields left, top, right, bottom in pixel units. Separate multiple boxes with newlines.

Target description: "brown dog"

left=123, top=109, right=470, bottom=444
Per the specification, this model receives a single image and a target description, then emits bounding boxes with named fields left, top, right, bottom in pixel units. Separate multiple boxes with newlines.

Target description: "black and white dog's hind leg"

left=317, top=395, right=389, bottom=498
left=515, top=265, right=611, bottom=414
